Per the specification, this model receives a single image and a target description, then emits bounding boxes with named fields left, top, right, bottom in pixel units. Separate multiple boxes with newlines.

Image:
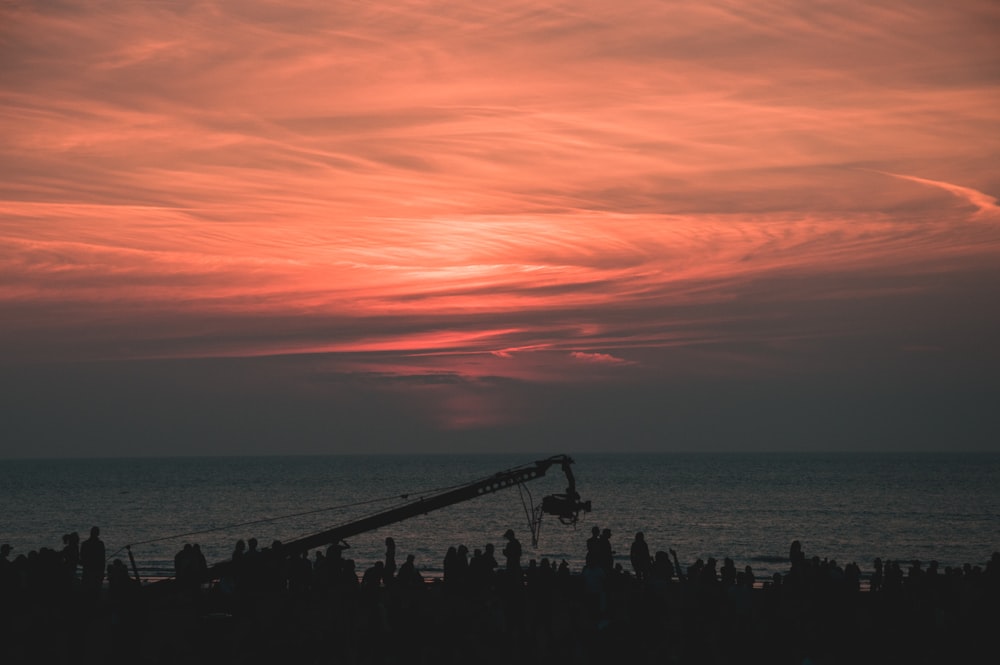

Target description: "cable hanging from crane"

left=109, top=490, right=415, bottom=562
left=517, top=481, right=545, bottom=547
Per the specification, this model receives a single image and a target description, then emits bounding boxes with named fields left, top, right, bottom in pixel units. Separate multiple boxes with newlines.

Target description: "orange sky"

left=2, top=1, right=999, bottom=455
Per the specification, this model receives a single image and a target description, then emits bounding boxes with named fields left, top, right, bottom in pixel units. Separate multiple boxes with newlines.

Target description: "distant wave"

left=749, top=555, right=789, bottom=564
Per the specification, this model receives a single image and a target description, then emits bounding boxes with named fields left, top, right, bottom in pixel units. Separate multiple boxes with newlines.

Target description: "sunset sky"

left=2, top=0, right=999, bottom=457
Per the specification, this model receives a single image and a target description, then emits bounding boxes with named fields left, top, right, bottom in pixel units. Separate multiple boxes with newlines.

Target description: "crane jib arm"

left=198, top=454, right=590, bottom=584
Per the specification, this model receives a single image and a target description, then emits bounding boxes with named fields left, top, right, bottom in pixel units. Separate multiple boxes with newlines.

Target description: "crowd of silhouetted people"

left=1, top=526, right=997, bottom=664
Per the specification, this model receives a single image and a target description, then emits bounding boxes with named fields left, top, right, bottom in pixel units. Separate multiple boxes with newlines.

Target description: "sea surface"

left=2, top=452, right=998, bottom=582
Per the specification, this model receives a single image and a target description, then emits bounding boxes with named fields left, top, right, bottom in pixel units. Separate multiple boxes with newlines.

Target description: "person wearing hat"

left=502, top=529, right=522, bottom=572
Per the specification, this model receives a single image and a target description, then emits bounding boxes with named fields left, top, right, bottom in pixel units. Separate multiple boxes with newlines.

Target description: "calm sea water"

left=2, top=453, right=998, bottom=581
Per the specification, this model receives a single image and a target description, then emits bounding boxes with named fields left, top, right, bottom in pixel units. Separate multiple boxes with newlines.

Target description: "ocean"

left=2, top=452, right=998, bottom=582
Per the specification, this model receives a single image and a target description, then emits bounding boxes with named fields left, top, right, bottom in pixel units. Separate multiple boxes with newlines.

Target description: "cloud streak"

left=871, top=171, right=1000, bottom=218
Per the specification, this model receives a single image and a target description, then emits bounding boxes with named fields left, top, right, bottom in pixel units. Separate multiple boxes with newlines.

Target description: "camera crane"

left=147, top=454, right=591, bottom=590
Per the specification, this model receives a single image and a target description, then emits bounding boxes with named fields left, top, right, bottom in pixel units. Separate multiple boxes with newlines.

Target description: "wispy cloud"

left=570, top=351, right=635, bottom=365
left=870, top=171, right=1000, bottom=219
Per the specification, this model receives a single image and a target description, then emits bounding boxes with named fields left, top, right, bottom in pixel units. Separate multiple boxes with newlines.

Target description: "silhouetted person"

left=362, top=560, right=385, bottom=590
left=289, top=550, right=313, bottom=596
left=844, top=561, right=860, bottom=592
left=107, top=558, right=132, bottom=599
left=397, top=553, right=423, bottom=589
left=456, top=544, right=469, bottom=583
left=174, top=543, right=193, bottom=588
left=586, top=526, right=601, bottom=560
left=700, top=557, right=719, bottom=590
left=871, top=557, right=884, bottom=592
left=60, top=532, right=80, bottom=591
left=326, top=538, right=350, bottom=577
left=651, top=550, right=675, bottom=583
left=172, top=541, right=206, bottom=594
left=311, top=549, right=330, bottom=594
left=483, top=542, right=498, bottom=573
left=790, top=540, right=804, bottom=567
left=468, top=547, right=487, bottom=592
left=335, top=557, right=360, bottom=596
left=444, top=545, right=468, bottom=591
left=721, top=557, right=737, bottom=587
left=263, top=539, right=285, bottom=594
left=443, top=545, right=462, bottom=589
left=502, top=529, right=522, bottom=572
left=630, top=532, right=651, bottom=581
left=597, top=528, right=613, bottom=573
left=79, top=525, right=105, bottom=597
left=384, top=536, right=397, bottom=584
left=192, top=543, right=207, bottom=581
left=669, top=548, right=685, bottom=581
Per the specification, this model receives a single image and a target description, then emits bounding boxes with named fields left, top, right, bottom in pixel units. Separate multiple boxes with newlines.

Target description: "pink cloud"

left=570, top=351, right=635, bottom=365
left=871, top=171, right=1000, bottom=219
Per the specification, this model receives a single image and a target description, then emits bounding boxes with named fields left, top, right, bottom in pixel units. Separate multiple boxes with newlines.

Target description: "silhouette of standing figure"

left=597, top=528, right=614, bottom=573
left=61, top=532, right=80, bottom=590
left=502, top=529, right=522, bottom=572
left=586, top=526, right=601, bottom=560
left=383, top=536, right=397, bottom=585
left=630, top=532, right=651, bottom=581
left=79, top=526, right=105, bottom=597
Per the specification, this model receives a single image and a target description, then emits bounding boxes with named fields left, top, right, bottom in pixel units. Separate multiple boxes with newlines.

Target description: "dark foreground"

left=2, top=540, right=997, bottom=665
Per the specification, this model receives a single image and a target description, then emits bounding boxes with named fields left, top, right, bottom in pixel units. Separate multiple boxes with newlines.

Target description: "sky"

left=2, top=0, right=999, bottom=457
